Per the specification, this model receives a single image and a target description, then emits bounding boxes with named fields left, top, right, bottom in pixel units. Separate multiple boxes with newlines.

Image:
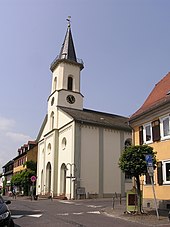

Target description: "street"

left=7, top=197, right=146, bottom=227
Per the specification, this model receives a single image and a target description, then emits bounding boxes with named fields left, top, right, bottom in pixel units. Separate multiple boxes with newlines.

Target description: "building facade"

left=129, top=72, right=170, bottom=209
left=13, top=141, right=37, bottom=174
left=36, top=21, right=132, bottom=199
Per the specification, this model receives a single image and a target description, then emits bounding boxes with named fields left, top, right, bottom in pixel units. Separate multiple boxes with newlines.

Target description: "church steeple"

left=58, top=17, right=77, bottom=62
left=48, top=17, right=84, bottom=110
left=50, top=17, right=83, bottom=72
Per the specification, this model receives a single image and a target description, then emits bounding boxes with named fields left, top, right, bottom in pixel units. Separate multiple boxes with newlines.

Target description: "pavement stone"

left=103, top=199, right=170, bottom=226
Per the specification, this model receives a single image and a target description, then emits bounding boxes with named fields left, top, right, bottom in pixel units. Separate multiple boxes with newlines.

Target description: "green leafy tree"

left=23, top=160, right=37, bottom=172
left=11, top=160, right=37, bottom=195
left=119, top=145, right=157, bottom=213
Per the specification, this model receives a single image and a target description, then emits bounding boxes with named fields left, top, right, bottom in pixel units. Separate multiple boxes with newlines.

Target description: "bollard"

left=168, top=211, right=170, bottom=221
left=120, top=194, right=122, bottom=205
left=112, top=196, right=115, bottom=209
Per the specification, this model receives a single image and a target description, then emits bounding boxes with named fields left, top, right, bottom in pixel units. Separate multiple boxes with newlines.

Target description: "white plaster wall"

left=58, top=123, right=75, bottom=197
left=103, top=129, right=121, bottom=194
left=58, top=109, right=73, bottom=129
left=80, top=125, right=99, bottom=194
left=52, top=62, right=80, bottom=92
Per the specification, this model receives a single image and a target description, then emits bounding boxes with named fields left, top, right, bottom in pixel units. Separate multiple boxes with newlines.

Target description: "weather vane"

left=66, top=16, right=71, bottom=27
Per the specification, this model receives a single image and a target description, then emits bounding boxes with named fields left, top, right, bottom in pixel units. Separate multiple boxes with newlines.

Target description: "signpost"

left=145, top=155, right=159, bottom=219
left=30, top=176, right=36, bottom=200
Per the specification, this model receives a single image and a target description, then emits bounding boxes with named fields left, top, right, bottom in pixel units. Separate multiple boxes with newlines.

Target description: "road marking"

left=27, top=214, right=42, bottom=218
left=11, top=215, right=23, bottom=219
left=57, top=213, right=69, bottom=216
left=73, top=212, right=84, bottom=215
left=87, top=211, right=101, bottom=214
left=11, top=214, right=42, bottom=219
left=87, top=205, right=102, bottom=208
left=59, top=200, right=75, bottom=204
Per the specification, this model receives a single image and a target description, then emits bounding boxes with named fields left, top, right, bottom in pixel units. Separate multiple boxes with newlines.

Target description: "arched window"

left=50, top=112, right=54, bottom=130
left=53, top=77, right=57, bottom=92
left=67, top=76, right=73, bottom=91
left=47, top=143, right=51, bottom=155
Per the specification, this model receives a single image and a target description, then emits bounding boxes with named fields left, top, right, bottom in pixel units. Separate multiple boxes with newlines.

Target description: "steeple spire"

left=58, top=16, right=77, bottom=62
left=50, top=17, right=84, bottom=72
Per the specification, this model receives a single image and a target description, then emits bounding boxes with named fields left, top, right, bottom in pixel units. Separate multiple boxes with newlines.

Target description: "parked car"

left=0, top=196, right=14, bottom=227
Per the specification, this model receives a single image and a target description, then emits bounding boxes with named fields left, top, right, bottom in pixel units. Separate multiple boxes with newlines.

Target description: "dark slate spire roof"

left=58, top=24, right=77, bottom=62
left=50, top=19, right=84, bottom=72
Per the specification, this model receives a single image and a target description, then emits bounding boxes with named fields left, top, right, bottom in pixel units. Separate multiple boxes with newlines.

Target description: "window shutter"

left=139, top=126, right=143, bottom=145
left=157, top=161, right=163, bottom=185
left=152, top=120, right=160, bottom=142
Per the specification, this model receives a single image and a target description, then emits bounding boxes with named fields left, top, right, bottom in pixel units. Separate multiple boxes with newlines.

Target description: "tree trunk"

left=135, top=175, right=142, bottom=213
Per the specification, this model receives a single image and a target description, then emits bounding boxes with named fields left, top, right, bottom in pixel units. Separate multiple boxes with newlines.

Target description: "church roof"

left=60, top=107, right=131, bottom=131
left=130, top=72, right=170, bottom=120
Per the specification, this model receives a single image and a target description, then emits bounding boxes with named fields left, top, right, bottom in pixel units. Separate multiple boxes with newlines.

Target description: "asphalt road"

left=7, top=197, right=146, bottom=227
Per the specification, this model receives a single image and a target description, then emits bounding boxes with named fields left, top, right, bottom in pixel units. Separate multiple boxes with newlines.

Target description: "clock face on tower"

left=66, top=95, right=75, bottom=104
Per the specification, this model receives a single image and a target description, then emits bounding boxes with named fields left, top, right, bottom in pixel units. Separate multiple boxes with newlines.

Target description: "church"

left=36, top=20, right=132, bottom=199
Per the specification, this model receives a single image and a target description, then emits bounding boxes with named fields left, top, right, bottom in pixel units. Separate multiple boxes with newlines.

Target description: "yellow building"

left=13, top=141, right=37, bottom=174
left=129, top=72, right=170, bottom=210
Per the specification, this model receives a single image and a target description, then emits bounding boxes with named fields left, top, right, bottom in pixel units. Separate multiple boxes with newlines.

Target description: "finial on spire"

left=66, top=16, right=71, bottom=28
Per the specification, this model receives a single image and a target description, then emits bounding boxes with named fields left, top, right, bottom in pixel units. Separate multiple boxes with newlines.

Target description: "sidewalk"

left=103, top=198, right=170, bottom=226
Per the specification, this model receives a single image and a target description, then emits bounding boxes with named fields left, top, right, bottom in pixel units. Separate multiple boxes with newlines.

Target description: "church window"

left=51, top=97, right=54, bottom=106
left=50, top=112, right=54, bottom=130
left=62, top=137, right=67, bottom=150
left=47, top=143, right=51, bottom=155
left=68, top=76, right=73, bottom=91
left=53, top=77, right=57, bottom=92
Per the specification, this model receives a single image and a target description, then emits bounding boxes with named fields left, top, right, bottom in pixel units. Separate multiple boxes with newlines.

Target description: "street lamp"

left=66, top=163, right=76, bottom=200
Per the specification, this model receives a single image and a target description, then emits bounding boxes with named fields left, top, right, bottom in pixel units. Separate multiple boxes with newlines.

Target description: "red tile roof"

left=130, top=72, right=170, bottom=119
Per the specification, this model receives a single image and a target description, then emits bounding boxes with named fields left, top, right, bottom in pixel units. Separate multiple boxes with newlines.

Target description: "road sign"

left=31, top=176, right=36, bottom=182
left=145, top=154, right=153, bottom=167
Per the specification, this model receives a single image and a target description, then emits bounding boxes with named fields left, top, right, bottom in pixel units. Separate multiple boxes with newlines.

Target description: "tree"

left=11, top=160, right=37, bottom=195
left=119, top=145, right=157, bottom=213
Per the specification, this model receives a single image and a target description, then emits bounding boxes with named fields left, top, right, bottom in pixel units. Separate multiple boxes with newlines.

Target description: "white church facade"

left=36, top=21, right=132, bottom=199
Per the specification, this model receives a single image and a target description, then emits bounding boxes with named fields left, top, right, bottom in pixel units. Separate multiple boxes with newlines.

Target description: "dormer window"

left=68, top=76, right=73, bottom=91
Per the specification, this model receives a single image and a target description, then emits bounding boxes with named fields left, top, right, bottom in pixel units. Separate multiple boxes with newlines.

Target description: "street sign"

left=145, top=154, right=153, bottom=167
left=31, top=176, right=36, bottom=182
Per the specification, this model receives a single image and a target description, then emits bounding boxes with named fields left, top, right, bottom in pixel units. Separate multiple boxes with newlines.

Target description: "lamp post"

left=66, top=163, right=76, bottom=200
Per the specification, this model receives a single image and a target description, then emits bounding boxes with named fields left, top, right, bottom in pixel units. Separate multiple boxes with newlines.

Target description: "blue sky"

left=0, top=0, right=170, bottom=169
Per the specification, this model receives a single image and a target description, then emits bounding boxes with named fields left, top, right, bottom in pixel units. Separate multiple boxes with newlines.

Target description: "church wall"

left=58, top=123, right=75, bottom=197
left=80, top=125, right=99, bottom=194
left=36, top=131, right=56, bottom=195
left=103, top=129, right=121, bottom=194
left=58, top=109, right=74, bottom=129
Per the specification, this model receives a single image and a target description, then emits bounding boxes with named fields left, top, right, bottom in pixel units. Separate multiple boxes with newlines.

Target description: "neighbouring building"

left=2, top=160, right=14, bottom=195
left=129, top=72, right=170, bottom=210
left=13, top=141, right=37, bottom=175
left=36, top=20, right=132, bottom=199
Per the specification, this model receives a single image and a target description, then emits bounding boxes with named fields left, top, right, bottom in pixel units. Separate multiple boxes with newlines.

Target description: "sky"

left=0, top=0, right=170, bottom=169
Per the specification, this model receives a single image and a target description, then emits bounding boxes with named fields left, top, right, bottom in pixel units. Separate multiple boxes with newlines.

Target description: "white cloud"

left=5, top=132, right=32, bottom=143
left=0, top=116, right=15, bottom=131
left=0, top=116, right=33, bottom=169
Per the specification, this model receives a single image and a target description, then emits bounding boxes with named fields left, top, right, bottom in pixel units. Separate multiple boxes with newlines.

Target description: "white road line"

left=11, top=215, right=24, bottom=219
left=73, top=212, right=84, bottom=215
left=87, top=205, right=102, bottom=208
left=57, top=213, right=69, bottom=216
left=59, top=200, right=75, bottom=204
left=87, top=211, right=101, bottom=214
left=27, top=214, right=42, bottom=218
